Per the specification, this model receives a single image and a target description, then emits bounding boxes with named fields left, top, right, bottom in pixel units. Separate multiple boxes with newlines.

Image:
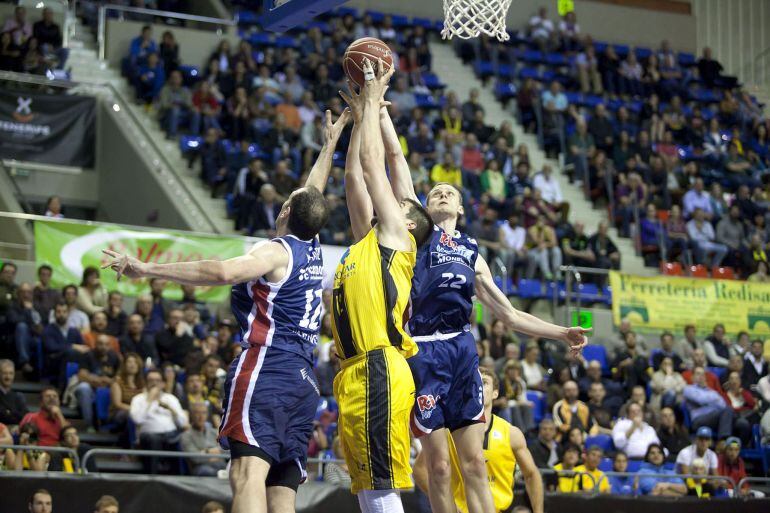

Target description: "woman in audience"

left=110, top=353, right=145, bottom=437
left=77, top=266, right=107, bottom=316
left=225, top=86, right=252, bottom=143
left=650, top=356, right=687, bottom=410
left=159, top=31, right=179, bottom=77
left=161, top=361, right=184, bottom=401
left=44, top=195, right=63, bottom=218
left=4, top=422, right=50, bottom=471
left=562, top=426, right=585, bottom=454
left=483, top=319, right=512, bottom=360
left=497, top=361, right=536, bottom=433
left=21, top=36, right=44, bottom=74
left=637, top=443, right=686, bottom=496
left=608, top=452, right=634, bottom=495
left=208, top=40, right=231, bottom=74
left=720, top=370, right=758, bottom=445
left=521, top=341, right=547, bottom=392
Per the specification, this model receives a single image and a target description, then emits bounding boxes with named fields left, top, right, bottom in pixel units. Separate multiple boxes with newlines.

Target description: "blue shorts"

left=407, top=331, right=484, bottom=434
left=219, top=345, right=320, bottom=473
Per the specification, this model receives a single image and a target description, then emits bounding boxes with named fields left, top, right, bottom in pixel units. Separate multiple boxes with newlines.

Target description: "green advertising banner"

left=34, top=219, right=251, bottom=302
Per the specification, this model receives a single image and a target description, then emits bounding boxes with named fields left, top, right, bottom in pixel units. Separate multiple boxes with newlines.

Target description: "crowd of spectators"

left=0, top=6, right=67, bottom=74
left=461, top=6, right=769, bottom=279
left=475, top=313, right=770, bottom=496
left=118, top=14, right=624, bottom=284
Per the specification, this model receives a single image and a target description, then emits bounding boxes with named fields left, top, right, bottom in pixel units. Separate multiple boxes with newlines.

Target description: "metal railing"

left=0, top=444, right=81, bottom=471
left=81, top=447, right=230, bottom=474
left=97, top=4, right=237, bottom=61
left=559, top=265, right=611, bottom=326
left=737, top=476, right=770, bottom=491
left=602, top=470, right=737, bottom=494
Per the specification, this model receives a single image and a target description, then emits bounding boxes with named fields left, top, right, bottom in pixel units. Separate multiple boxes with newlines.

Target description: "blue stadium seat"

left=602, top=286, right=612, bottom=306
left=422, top=72, right=446, bottom=89
left=593, top=41, right=608, bottom=53
left=678, top=52, right=696, bottom=67
left=275, top=35, right=299, bottom=48
left=582, top=345, right=609, bottom=373
left=236, top=10, right=259, bottom=25
left=681, top=400, right=692, bottom=428
left=178, top=65, right=199, bottom=86
left=598, top=457, right=613, bottom=472
left=412, top=17, right=433, bottom=29
left=545, top=53, right=567, bottom=66
left=180, top=135, right=202, bottom=153
left=494, top=82, right=517, bottom=100
left=635, top=47, right=652, bottom=59
left=526, top=391, right=545, bottom=423
left=249, top=32, right=272, bottom=47
left=546, top=281, right=566, bottom=302
left=517, top=279, right=543, bottom=299
left=391, top=14, right=409, bottom=27
left=65, top=362, right=79, bottom=382
left=414, top=94, right=439, bottom=109
left=521, top=50, right=544, bottom=64
left=740, top=425, right=769, bottom=476
left=626, top=459, right=643, bottom=472
left=334, top=6, right=358, bottom=18
left=474, top=61, right=494, bottom=78
left=364, top=10, right=385, bottom=23
left=708, top=366, right=726, bottom=380
left=585, top=434, right=614, bottom=453
left=576, top=282, right=601, bottom=303
left=612, top=44, right=630, bottom=57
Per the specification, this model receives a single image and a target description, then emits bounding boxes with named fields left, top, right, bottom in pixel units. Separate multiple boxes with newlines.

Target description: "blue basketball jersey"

left=408, top=226, right=478, bottom=336
left=231, top=235, right=323, bottom=363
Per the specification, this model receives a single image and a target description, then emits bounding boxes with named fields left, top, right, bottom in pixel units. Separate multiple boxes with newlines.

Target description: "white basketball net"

left=442, top=0, right=512, bottom=41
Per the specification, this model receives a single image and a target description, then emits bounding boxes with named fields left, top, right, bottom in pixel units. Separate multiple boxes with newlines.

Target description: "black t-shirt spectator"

left=611, top=351, right=650, bottom=388
left=658, top=425, right=691, bottom=462
left=697, top=58, right=723, bottom=87
left=119, top=333, right=159, bottom=365
left=106, top=310, right=127, bottom=338
left=587, top=235, right=619, bottom=262
left=155, top=328, right=195, bottom=367
left=33, top=20, right=62, bottom=48
left=80, top=350, right=120, bottom=378
left=0, top=386, right=28, bottom=425
left=588, top=116, right=614, bottom=151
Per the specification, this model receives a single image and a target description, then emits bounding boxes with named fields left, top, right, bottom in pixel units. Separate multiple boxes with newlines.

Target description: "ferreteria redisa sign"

left=609, top=271, right=770, bottom=335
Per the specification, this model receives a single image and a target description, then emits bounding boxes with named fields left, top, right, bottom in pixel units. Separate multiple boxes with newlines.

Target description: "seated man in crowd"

left=612, top=401, right=660, bottom=460
left=0, top=359, right=28, bottom=427
left=180, top=402, right=227, bottom=477
left=129, top=369, right=189, bottom=474
left=552, top=380, right=597, bottom=440
left=20, top=387, right=69, bottom=447
left=684, top=367, right=734, bottom=441
left=73, top=334, right=120, bottom=430
left=42, top=301, right=89, bottom=386
left=676, top=426, right=719, bottom=475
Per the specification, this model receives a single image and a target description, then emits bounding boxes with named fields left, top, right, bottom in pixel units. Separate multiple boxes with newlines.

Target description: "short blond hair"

left=94, top=495, right=118, bottom=512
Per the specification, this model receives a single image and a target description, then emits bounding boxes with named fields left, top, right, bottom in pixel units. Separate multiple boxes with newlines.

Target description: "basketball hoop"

left=441, top=0, right=512, bottom=42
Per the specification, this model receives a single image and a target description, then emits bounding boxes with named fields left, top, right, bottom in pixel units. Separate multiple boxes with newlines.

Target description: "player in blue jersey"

left=376, top=107, right=589, bottom=513
left=102, top=109, right=350, bottom=513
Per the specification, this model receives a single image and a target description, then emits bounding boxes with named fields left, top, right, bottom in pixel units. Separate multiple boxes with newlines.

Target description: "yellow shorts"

left=333, top=346, right=415, bottom=494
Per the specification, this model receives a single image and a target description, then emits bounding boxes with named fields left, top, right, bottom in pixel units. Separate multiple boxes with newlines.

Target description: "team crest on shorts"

left=417, top=394, right=439, bottom=419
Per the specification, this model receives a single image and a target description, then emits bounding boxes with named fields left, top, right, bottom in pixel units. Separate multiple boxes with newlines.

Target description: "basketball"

left=343, top=37, right=394, bottom=88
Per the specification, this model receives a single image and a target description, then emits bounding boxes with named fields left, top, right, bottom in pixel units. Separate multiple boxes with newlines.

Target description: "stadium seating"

left=582, top=345, right=609, bottom=374
left=585, top=434, right=614, bottom=453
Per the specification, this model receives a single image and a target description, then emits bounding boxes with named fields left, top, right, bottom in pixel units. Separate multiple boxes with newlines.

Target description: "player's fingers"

left=325, top=109, right=332, bottom=126
left=102, top=249, right=118, bottom=258
left=338, top=90, right=352, bottom=105
left=100, top=260, right=113, bottom=270
left=346, top=79, right=358, bottom=96
left=377, top=57, right=384, bottom=77
left=385, top=63, right=395, bottom=81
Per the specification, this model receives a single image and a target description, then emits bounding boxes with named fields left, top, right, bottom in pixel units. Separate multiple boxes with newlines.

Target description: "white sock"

left=357, top=489, right=404, bottom=513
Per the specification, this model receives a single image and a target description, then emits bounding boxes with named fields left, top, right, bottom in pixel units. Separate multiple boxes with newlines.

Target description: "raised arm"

left=102, top=240, right=289, bottom=286
left=339, top=83, right=374, bottom=243
left=344, top=124, right=374, bottom=242
left=474, top=256, right=588, bottom=354
left=304, top=108, right=351, bottom=193
left=511, top=426, right=544, bottom=513
left=359, top=59, right=411, bottom=251
left=380, top=106, right=418, bottom=202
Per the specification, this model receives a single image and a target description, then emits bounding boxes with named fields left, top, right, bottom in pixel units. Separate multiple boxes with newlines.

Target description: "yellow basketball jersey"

left=331, top=228, right=418, bottom=361
left=449, top=415, right=516, bottom=513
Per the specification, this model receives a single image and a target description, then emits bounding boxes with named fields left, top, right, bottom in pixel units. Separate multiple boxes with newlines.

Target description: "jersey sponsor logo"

left=416, top=394, right=439, bottom=419
left=439, top=232, right=458, bottom=249
left=298, top=265, right=324, bottom=282
left=300, top=367, right=320, bottom=395
left=429, top=242, right=475, bottom=269
left=492, top=430, right=503, bottom=440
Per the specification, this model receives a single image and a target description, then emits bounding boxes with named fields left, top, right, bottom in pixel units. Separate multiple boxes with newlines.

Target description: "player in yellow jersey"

left=414, top=367, right=544, bottom=513
left=333, top=58, right=433, bottom=513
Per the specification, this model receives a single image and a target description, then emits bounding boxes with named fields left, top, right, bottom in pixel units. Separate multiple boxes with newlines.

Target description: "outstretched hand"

left=360, top=58, right=394, bottom=104
left=564, top=326, right=590, bottom=357
left=101, top=249, right=146, bottom=281
left=323, top=108, right=351, bottom=144
left=339, top=80, right=365, bottom=124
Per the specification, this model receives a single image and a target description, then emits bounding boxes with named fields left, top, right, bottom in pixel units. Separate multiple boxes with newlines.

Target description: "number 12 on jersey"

left=299, top=289, right=323, bottom=330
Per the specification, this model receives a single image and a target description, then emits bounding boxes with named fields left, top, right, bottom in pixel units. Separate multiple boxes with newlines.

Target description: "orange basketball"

left=343, top=37, right=394, bottom=88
